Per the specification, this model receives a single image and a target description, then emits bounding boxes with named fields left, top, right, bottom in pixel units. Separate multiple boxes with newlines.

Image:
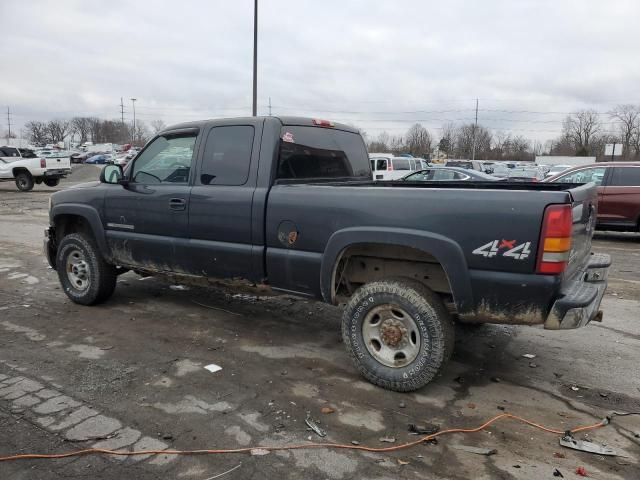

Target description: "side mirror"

left=100, top=164, right=123, bottom=184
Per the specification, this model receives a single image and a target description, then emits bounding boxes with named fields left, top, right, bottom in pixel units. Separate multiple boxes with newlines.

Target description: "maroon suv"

left=546, top=162, right=640, bottom=232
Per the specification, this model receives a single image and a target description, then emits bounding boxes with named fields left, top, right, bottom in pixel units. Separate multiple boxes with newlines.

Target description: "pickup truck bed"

left=45, top=116, right=610, bottom=392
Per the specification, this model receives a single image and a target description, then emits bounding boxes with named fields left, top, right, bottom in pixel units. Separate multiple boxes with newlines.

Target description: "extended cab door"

left=104, top=130, right=199, bottom=271
left=600, top=165, right=640, bottom=228
left=186, top=121, right=263, bottom=280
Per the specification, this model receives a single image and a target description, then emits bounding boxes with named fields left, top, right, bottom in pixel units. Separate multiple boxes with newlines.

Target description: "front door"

left=186, top=123, right=260, bottom=280
left=600, top=166, right=640, bottom=227
left=104, top=131, right=199, bottom=273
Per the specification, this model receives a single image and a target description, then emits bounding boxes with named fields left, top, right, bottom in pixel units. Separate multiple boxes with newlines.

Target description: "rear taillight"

left=40, top=158, right=46, bottom=168
left=536, top=204, right=572, bottom=274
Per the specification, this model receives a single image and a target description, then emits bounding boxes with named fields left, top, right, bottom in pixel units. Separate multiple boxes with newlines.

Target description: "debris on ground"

left=169, top=284, right=190, bottom=291
left=304, top=416, right=326, bottom=437
left=408, top=423, right=440, bottom=435
left=553, top=452, right=566, bottom=459
left=454, top=376, right=465, bottom=384
left=320, top=407, right=335, bottom=414
left=553, top=468, right=564, bottom=478
left=522, top=354, right=536, bottom=359
left=559, top=434, right=616, bottom=456
left=379, top=437, right=396, bottom=443
left=490, top=377, right=501, bottom=383
left=398, top=401, right=406, bottom=408
left=529, top=362, right=538, bottom=368
left=397, top=458, right=410, bottom=465
left=451, top=444, right=497, bottom=456
left=570, top=386, right=580, bottom=391
left=250, top=448, right=270, bottom=456
left=575, top=466, right=588, bottom=477
left=351, top=440, right=359, bottom=446
left=204, top=363, right=222, bottom=373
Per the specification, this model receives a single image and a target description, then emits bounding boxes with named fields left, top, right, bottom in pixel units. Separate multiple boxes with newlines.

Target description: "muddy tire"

left=15, top=172, right=34, bottom=192
left=44, top=178, right=60, bottom=187
left=56, top=233, right=117, bottom=305
left=342, top=279, right=454, bottom=392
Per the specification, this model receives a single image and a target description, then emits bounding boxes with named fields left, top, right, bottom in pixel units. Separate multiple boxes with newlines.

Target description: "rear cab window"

left=199, top=126, right=254, bottom=185
left=277, top=126, right=370, bottom=180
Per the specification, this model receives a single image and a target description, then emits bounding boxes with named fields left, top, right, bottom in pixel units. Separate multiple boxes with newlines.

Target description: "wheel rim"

left=362, top=304, right=421, bottom=368
left=66, top=249, right=91, bottom=291
left=18, top=178, right=27, bottom=188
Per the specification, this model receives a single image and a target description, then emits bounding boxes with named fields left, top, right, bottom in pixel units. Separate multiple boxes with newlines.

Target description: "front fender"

left=51, top=204, right=110, bottom=257
left=320, top=227, right=473, bottom=314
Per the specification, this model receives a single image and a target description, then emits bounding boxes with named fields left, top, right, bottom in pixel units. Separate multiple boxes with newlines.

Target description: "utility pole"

left=6, top=107, right=12, bottom=145
left=252, top=0, right=258, bottom=116
left=120, top=97, right=125, bottom=124
left=268, top=97, right=272, bottom=116
left=130, top=98, right=137, bottom=144
left=471, top=98, right=478, bottom=161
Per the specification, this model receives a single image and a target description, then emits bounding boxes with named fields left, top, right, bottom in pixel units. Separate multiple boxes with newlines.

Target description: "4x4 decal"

left=472, top=240, right=532, bottom=260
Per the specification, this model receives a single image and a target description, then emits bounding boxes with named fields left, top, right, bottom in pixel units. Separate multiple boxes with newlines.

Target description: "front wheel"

left=15, top=172, right=34, bottom=192
left=44, top=178, right=60, bottom=187
left=342, top=279, right=454, bottom=392
left=56, top=233, right=117, bottom=305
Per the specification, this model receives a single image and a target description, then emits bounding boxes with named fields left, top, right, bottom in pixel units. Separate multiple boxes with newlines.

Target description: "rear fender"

left=320, top=227, right=473, bottom=314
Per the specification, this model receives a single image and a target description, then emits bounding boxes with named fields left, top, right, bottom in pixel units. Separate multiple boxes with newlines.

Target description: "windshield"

left=446, top=161, right=473, bottom=169
left=277, top=126, right=370, bottom=180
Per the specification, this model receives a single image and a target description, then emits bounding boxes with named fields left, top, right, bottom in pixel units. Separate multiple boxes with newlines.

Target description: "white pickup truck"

left=0, top=146, right=71, bottom=191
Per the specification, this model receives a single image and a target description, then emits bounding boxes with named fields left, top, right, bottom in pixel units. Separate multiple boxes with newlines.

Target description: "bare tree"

left=438, top=122, right=457, bottom=157
left=609, top=104, right=640, bottom=159
left=24, top=121, right=49, bottom=145
left=404, top=123, right=432, bottom=158
left=150, top=119, right=167, bottom=134
left=562, top=109, right=601, bottom=156
left=454, top=123, right=491, bottom=159
left=368, top=131, right=391, bottom=152
left=71, top=117, right=92, bottom=143
left=46, top=119, right=70, bottom=143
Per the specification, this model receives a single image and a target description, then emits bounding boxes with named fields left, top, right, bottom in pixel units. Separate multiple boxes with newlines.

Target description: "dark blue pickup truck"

left=45, top=116, right=610, bottom=392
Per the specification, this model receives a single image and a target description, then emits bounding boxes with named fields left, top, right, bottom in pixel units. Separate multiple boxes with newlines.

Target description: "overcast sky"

left=1, top=0, right=639, bottom=142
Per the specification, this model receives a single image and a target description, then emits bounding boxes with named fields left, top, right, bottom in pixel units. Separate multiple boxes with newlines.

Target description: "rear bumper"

left=544, top=253, right=611, bottom=329
left=44, top=169, right=71, bottom=178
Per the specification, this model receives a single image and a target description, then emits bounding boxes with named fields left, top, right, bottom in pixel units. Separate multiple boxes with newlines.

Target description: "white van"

left=369, top=154, right=429, bottom=180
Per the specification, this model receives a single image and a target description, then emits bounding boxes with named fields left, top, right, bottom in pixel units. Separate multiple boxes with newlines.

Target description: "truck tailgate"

left=565, top=182, right=598, bottom=279
left=45, top=157, right=71, bottom=169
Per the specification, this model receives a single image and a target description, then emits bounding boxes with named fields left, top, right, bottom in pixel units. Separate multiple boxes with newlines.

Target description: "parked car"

left=545, top=162, right=640, bottom=232
left=45, top=116, right=609, bottom=392
left=506, top=167, right=545, bottom=182
left=444, top=159, right=485, bottom=172
left=489, top=163, right=511, bottom=178
left=85, top=154, right=112, bottom=164
left=403, top=167, right=505, bottom=182
left=369, top=154, right=425, bottom=180
left=0, top=146, right=71, bottom=191
left=70, top=152, right=93, bottom=164
left=545, top=164, right=573, bottom=178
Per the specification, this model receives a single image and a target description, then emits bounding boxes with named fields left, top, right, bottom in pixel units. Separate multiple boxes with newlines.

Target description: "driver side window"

left=131, top=134, right=197, bottom=184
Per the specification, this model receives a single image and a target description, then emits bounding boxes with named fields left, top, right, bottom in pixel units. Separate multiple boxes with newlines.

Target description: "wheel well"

left=331, top=243, right=455, bottom=310
left=54, top=214, right=94, bottom=244
left=12, top=167, right=32, bottom=178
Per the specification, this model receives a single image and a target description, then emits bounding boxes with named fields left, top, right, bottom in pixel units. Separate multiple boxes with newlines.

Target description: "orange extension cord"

left=0, top=412, right=609, bottom=463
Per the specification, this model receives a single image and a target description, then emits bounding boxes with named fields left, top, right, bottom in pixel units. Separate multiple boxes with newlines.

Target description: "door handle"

left=169, top=198, right=187, bottom=211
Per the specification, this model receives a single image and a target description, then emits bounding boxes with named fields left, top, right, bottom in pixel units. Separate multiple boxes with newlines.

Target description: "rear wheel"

left=15, top=172, right=34, bottom=192
left=56, top=233, right=117, bottom=305
left=44, top=178, right=60, bottom=187
left=342, top=279, right=454, bottom=392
